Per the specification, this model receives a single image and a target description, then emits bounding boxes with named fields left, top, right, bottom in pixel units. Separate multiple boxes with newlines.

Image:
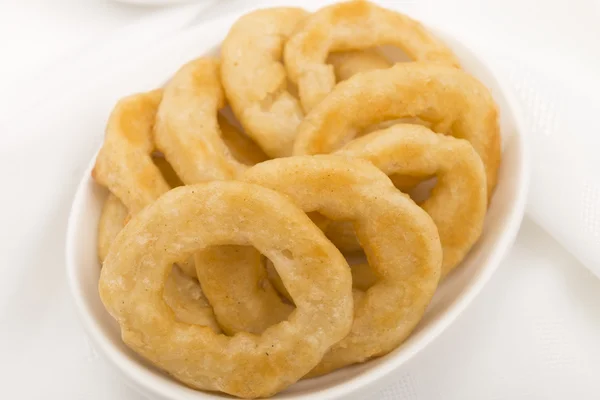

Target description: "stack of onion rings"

left=99, top=182, right=354, bottom=398
left=293, top=62, right=501, bottom=196
left=91, top=1, right=502, bottom=397
left=284, top=0, right=460, bottom=112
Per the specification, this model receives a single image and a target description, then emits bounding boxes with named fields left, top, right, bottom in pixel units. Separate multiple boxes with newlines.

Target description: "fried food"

left=293, top=63, right=501, bottom=196
left=284, top=0, right=460, bottom=112
left=267, top=256, right=378, bottom=301
left=91, top=2, right=504, bottom=396
left=336, top=124, right=487, bottom=276
left=99, top=182, right=353, bottom=398
left=327, top=48, right=391, bottom=81
left=153, top=56, right=281, bottom=333
left=163, top=265, right=222, bottom=331
left=92, top=90, right=170, bottom=214
left=242, top=156, right=442, bottom=375
left=97, top=192, right=216, bottom=325
left=221, top=7, right=394, bottom=158
left=92, top=92, right=198, bottom=276
left=155, top=57, right=246, bottom=183
left=221, top=8, right=308, bottom=157
left=97, top=193, right=129, bottom=263
left=151, top=153, right=184, bottom=188
left=195, top=246, right=293, bottom=335
left=218, top=115, right=269, bottom=165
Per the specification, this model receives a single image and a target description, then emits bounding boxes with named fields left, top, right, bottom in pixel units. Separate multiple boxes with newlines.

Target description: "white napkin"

left=505, top=64, right=600, bottom=275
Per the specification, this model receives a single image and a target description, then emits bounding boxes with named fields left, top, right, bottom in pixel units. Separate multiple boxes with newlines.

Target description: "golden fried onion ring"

left=155, top=57, right=246, bottom=183
left=336, top=124, right=487, bottom=276
left=221, top=8, right=308, bottom=157
left=242, top=156, right=442, bottom=375
left=294, top=63, right=501, bottom=196
left=97, top=193, right=129, bottom=263
left=93, top=92, right=200, bottom=276
left=284, top=0, right=460, bottom=112
left=99, top=182, right=353, bottom=398
left=96, top=193, right=217, bottom=328
left=218, top=114, right=269, bottom=165
left=163, top=264, right=222, bottom=331
left=92, top=90, right=170, bottom=214
left=267, top=257, right=378, bottom=302
left=195, top=246, right=293, bottom=335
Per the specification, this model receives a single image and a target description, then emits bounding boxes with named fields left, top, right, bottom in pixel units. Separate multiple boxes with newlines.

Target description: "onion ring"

left=266, top=257, right=378, bottom=302
left=293, top=63, right=501, bottom=196
left=92, top=90, right=170, bottom=214
left=163, top=264, right=222, bottom=331
left=96, top=193, right=217, bottom=327
left=155, top=57, right=246, bottom=183
left=97, top=193, right=129, bottom=263
left=154, top=56, right=287, bottom=333
left=218, top=114, right=269, bottom=165
left=221, top=8, right=308, bottom=157
left=284, top=0, right=460, bottom=112
left=195, top=246, right=293, bottom=335
left=99, top=182, right=353, bottom=398
left=93, top=91, right=201, bottom=276
left=242, top=156, right=442, bottom=375
left=336, top=124, right=487, bottom=276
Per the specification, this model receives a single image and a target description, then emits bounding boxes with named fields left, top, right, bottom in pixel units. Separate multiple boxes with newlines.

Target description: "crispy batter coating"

left=97, top=193, right=217, bottom=327
left=97, top=193, right=129, bottom=263
left=294, top=63, right=501, bottom=196
left=195, top=246, right=293, bottom=335
left=92, top=90, right=169, bottom=214
left=242, top=156, right=442, bottom=375
left=285, top=0, right=460, bottom=112
left=99, top=182, right=353, bottom=398
left=155, top=57, right=246, bottom=183
left=221, top=8, right=309, bottom=157
left=336, top=124, right=487, bottom=276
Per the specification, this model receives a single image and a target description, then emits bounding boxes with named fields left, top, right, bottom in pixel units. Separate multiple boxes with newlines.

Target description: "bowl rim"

left=65, top=11, right=530, bottom=400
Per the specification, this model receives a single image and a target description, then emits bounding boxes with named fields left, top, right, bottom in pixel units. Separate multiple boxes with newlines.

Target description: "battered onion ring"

left=154, top=56, right=288, bottom=333
left=284, top=0, right=460, bottom=112
left=92, top=90, right=170, bottom=214
left=327, top=48, right=390, bottom=81
left=96, top=193, right=217, bottom=328
left=266, top=257, right=377, bottom=302
left=99, top=182, right=353, bottom=398
left=163, top=265, right=222, bottom=331
left=219, top=114, right=269, bottom=165
left=336, top=124, right=487, bottom=276
left=155, top=57, right=246, bottom=183
left=93, top=91, right=201, bottom=276
left=97, top=193, right=129, bottom=263
left=220, top=8, right=308, bottom=157
left=195, top=246, right=293, bottom=335
left=293, top=63, right=501, bottom=196
left=242, top=156, right=442, bottom=375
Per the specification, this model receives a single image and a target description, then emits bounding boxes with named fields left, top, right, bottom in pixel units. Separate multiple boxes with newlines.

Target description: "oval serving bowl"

left=66, top=8, right=529, bottom=400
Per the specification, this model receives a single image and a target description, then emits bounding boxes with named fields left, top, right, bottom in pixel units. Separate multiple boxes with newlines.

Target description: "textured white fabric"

left=1, top=1, right=599, bottom=399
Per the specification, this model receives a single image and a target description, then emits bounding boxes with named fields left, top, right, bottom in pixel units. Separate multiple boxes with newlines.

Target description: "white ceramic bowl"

left=66, top=11, right=529, bottom=400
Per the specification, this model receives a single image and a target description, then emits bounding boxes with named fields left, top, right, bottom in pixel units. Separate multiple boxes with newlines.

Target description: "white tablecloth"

left=1, top=1, right=599, bottom=399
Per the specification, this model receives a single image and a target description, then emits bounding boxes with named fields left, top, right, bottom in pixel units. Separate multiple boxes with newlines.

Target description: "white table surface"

left=1, top=1, right=599, bottom=399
